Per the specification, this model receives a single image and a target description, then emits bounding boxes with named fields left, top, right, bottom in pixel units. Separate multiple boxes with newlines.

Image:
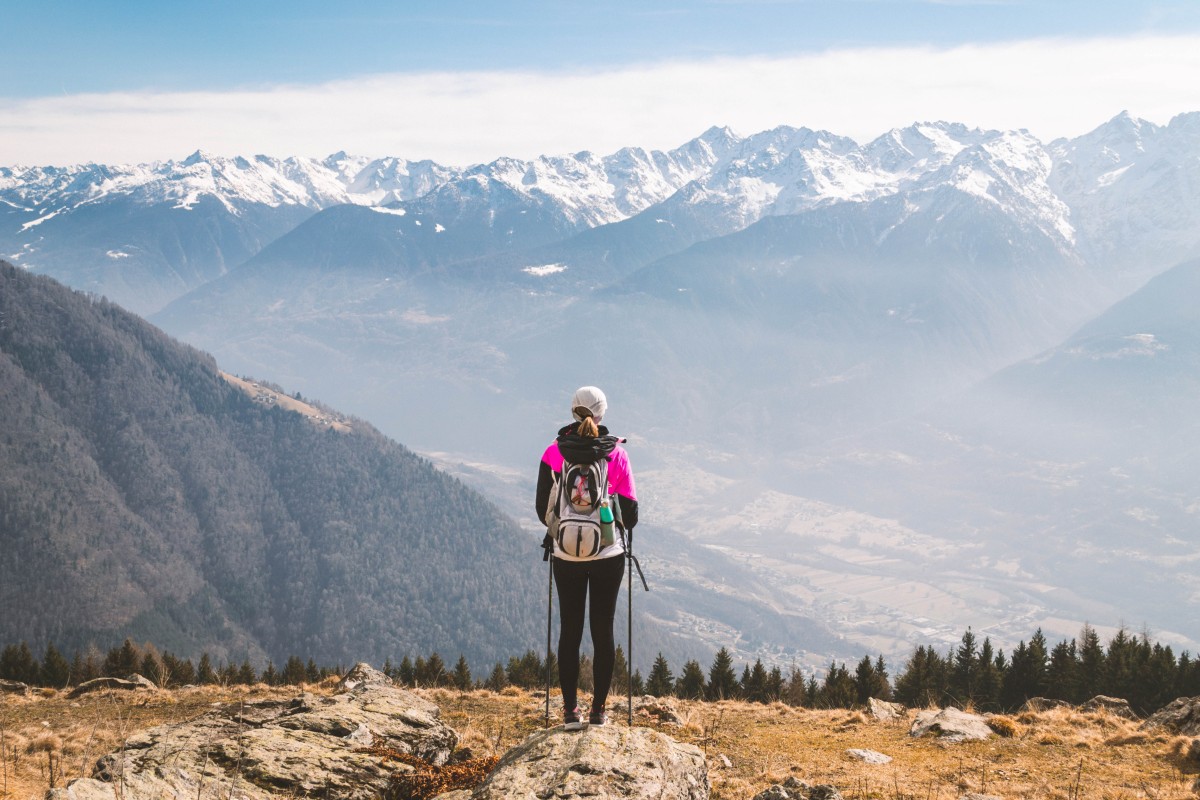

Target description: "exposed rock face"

left=67, top=674, right=157, bottom=697
left=48, top=664, right=457, bottom=800
left=909, top=708, right=993, bottom=743
left=751, top=778, right=842, bottom=800
left=1020, top=697, right=1071, bottom=713
left=467, top=724, right=708, bottom=800
left=633, top=695, right=685, bottom=725
left=1145, top=696, right=1200, bottom=735
left=1081, top=695, right=1137, bottom=719
left=866, top=697, right=905, bottom=721
left=0, top=679, right=29, bottom=694
left=846, top=748, right=892, bottom=764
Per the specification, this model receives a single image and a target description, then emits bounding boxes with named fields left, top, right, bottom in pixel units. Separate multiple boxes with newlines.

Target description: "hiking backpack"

left=546, top=442, right=618, bottom=559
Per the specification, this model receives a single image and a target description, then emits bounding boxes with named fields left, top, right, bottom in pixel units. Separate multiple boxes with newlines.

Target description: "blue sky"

left=4, top=1, right=1200, bottom=164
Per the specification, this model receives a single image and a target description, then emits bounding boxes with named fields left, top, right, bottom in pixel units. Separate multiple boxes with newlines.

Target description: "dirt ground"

left=2, top=684, right=1197, bottom=800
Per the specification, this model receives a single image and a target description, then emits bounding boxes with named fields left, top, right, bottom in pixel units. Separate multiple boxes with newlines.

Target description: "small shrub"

left=1168, top=736, right=1200, bottom=763
left=26, top=734, right=62, bottom=754
left=987, top=715, right=1020, bottom=738
left=1104, top=732, right=1149, bottom=747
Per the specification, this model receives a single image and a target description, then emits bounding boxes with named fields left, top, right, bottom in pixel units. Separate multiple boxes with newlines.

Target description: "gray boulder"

left=1080, top=695, right=1137, bottom=720
left=47, top=663, right=457, bottom=800
left=846, top=748, right=891, bottom=764
left=1019, top=697, right=1071, bottom=713
left=751, top=778, right=842, bottom=800
left=910, top=708, right=993, bottom=743
left=0, top=678, right=29, bottom=694
left=865, top=698, right=905, bottom=721
left=67, top=675, right=156, bottom=697
left=1145, top=696, right=1200, bottom=735
left=468, top=724, right=708, bottom=799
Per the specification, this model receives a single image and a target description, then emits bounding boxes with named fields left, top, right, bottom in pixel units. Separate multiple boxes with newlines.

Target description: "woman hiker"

left=535, top=386, right=639, bottom=729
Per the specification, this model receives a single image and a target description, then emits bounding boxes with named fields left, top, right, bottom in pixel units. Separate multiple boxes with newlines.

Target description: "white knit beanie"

left=571, top=386, right=607, bottom=423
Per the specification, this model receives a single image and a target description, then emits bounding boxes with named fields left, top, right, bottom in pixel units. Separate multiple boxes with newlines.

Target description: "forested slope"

left=0, top=260, right=543, bottom=666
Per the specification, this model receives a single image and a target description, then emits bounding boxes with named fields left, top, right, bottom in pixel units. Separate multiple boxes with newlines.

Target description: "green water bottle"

left=599, top=501, right=615, bottom=547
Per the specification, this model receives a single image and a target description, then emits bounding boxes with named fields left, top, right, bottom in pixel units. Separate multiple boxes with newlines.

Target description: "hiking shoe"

left=563, top=706, right=584, bottom=731
left=588, top=708, right=608, bottom=727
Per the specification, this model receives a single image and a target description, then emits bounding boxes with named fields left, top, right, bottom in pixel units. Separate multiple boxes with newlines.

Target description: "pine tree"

left=1046, top=638, right=1079, bottom=703
left=398, top=656, right=415, bottom=686
left=485, top=662, right=508, bottom=691
left=40, top=644, right=71, bottom=688
left=578, top=654, right=594, bottom=692
left=237, top=660, right=257, bottom=685
left=819, top=661, right=856, bottom=709
left=69, top=651, right=85, bottom=687
left=426, top=652, right=449, bottom=687
left=261, top=660, right=277, bottom=685
left=854, top=654, right=891, bottom=705
left=765, top=665, right=784, bottom=702
left=646, top=653, right=674, bottom=697
left=197, top=653, right=218, bottom=685
left=975, top=638, right=1002, bottom=712
left=630, top=669, right=644, bottom=696
left=105, top=639, right=140, bottom=678
left=140, top=651, right=164, bottom=687
left=1077, top=624, right=1104, bottom=701
left=894, top=645, right=948, bottom=708
left=611, top=646, right=630, bottom=695
left=873, top=655, right=893, bottom=701
left=744, top=659, right=768, bottom=703
left=782, top=665, right=808, bottom=706
left=950, top=628, right=979, bottom=707
left=452, top=655, right=472, bottom=690
left=675, top=660, right=706, bottom=699
left=0, top=642, right=37, bottom=684
left=706, top=647, right=738, bottom=701
left=414, top=656, right=429, bottom=687
left=1104, top=628, right=1137, bottom=701
left=281, top=655, right=306, bottom=685
left=305, top=659, right=321, bottom=683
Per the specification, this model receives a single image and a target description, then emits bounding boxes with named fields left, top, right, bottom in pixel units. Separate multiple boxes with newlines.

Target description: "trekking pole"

left=627, top=533, right=633, bottom=727
left=623, top=526, right=649, bottom=727
left=545, top=551, right=554, bottom=727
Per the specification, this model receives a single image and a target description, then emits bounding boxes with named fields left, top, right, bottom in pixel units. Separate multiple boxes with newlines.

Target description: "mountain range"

left=5, top=111, right=1200, bottom=670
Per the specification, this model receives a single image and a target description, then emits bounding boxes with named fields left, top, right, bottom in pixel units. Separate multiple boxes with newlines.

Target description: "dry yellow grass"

left=2, top=686, right=1198, bottom=800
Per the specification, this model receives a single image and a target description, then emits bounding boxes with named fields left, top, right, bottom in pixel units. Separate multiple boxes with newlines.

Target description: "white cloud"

left=3, top=35, right=1200, bottom=165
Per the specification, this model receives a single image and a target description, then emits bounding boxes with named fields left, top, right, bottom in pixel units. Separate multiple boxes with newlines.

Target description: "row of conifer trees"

left=2, top=624, right=1196, bottom=716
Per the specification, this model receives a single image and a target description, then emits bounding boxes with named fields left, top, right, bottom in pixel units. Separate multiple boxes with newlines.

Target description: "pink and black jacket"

left=536, top=422, right=639, bottom=560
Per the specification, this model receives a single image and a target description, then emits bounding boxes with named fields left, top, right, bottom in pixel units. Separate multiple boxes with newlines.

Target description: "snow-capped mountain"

left=1050, top=111, right=1200, bottom=286
left=8, top=110, right=1200, bottom=666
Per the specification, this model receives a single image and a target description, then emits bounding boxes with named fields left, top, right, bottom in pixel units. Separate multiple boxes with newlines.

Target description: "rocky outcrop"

left=1081, top=695, right=1137, bottom=719
left=633, top=695, right=685, bottom=725
left=0, top=678, right=29, bottom=694
left=466, top=724, right=708, bottom=800
left=67, top=674, right=157, bottom=697
left=1019, top=697, right=1071, bottom=713
left=751, top=778, right=842, bottom=800
left=1145, top=696, right=1200, bottom=735
left=865, top=698, right=905, bottom=721
left=48, top=664, right=457, bottom=800
left=909, top=708, right=993, bottom=743
left=846, top=748, right=891, bottom=764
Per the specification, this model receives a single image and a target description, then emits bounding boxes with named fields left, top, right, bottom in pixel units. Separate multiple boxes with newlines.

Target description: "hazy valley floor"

left=2, top=683, right=1197, bottom=800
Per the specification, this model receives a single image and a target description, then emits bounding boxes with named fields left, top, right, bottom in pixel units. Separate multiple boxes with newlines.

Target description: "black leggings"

left=553, top=554, right=625, bottom=712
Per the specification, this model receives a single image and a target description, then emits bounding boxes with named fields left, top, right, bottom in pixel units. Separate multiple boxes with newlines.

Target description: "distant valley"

left=4, top=111, right=1199, bottom=671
